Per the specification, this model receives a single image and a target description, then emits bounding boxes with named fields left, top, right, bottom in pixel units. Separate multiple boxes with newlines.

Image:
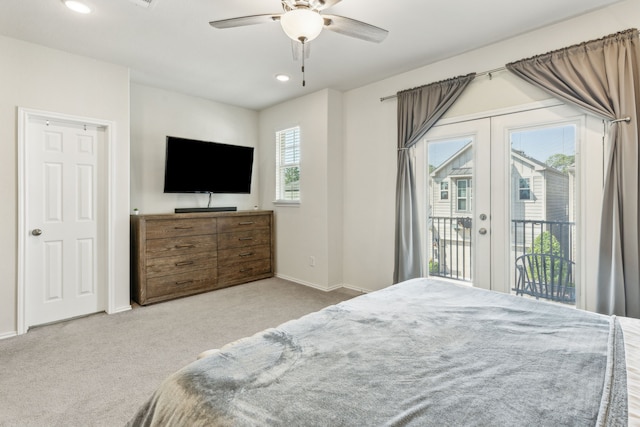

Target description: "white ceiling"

left=0, top=0, right=622, bottom=110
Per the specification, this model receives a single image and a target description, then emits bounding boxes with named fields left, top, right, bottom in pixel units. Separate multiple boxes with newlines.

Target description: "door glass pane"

left=428, top=139, right=473, bottom=282
left=510, top=125, right=577, bottom=305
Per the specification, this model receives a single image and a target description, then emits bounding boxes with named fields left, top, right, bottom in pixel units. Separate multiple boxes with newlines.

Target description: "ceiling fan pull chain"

left=300, top=37, right=307, bottom=87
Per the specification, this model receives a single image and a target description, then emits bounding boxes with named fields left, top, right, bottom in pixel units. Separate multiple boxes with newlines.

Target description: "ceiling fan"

left=209, top=0, right=389, bottom=85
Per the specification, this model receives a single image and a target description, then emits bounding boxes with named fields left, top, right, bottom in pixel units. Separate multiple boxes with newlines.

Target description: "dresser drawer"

left=145, top=218, right=217, bottom=240
left=218, top=228, right=271, bottom=250
left=217, top=215, right=270, bottom=233
left=218, top=245, right=271, bottom=267
left=146, top=268, right=218, bottom=300
left=146, top=234, right=217, bottom=256
left=146, top=252, right=216, bottom=278
left=218, top=259, right=272, bottom=285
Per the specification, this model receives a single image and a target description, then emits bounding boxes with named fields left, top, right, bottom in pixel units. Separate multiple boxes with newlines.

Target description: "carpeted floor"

left=0, top=277, right=359, bottom=427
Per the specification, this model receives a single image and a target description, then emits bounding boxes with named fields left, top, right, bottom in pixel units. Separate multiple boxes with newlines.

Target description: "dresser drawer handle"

left=238, top=237, right=254, bottom=241
left=238, top=221, right=255, bottom=225
left=175, top=261, right=194, bottom=267
left=240, top=268, right=253, bottom=273
left=175, top=244, right=196, bottom=249
left=175, top=280, right=193, bottom=286
left=174, top=226, right=193, bottom=230
left=239, top=252, right=254, bottom=258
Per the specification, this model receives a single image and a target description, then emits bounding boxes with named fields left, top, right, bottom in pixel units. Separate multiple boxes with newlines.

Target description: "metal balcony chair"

left=514, top=253, right=576, bottom=304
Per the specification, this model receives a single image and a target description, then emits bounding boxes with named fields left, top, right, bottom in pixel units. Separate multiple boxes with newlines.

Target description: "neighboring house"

left=510, top=149, right=569, bottom=224
left=428, top=143, right=572, bottom=280
left=430, top=143, right=474, bottom=220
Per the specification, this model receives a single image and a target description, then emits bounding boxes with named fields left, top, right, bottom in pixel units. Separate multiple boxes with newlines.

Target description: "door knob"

left=478, top=228, right=487, bottom=235
left=32, top=229, right=42, bottom=236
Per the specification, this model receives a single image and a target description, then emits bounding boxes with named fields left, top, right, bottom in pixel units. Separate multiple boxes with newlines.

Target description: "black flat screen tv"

left=163, top=136, right=254, bottom=194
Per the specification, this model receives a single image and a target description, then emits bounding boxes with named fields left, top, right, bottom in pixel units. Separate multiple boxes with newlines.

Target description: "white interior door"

left=25, top=118, right=105, bottom=327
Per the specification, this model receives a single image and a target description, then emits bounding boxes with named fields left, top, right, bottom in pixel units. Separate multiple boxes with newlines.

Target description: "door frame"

left=415, top=99, right=604, bottom=311
left=16, top=107, right=117, bottom=335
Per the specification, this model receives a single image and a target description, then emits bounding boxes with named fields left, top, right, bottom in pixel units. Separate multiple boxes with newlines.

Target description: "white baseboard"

left=276, top=274, right=327, bottom=291
left=275, top=274, right=369, bottom=294
left=108, top=305, right=132, bottom=315
left=340, top=284, right=370, bottom=294
left=0, top=331, right=18, bottom=340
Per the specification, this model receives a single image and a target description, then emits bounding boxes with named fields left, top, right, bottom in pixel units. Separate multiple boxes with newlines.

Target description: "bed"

left=128, top=278, right=640, bottom=426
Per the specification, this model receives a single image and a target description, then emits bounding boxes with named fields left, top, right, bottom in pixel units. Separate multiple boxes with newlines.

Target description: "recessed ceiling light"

left=275, top=74, right=290, bottom=82
left=63, top=0, right=92, bottom=14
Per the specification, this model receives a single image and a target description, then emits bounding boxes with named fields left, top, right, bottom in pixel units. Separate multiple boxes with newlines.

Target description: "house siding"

left=545, top=170, right=570, bottom=223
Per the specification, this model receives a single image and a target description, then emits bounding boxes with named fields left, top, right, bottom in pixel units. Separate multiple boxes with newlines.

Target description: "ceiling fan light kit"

left=280, top=8, right=324, bottom=42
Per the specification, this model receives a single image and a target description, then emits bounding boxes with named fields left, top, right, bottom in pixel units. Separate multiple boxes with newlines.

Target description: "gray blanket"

left=129, top=279, right=627, bottom=426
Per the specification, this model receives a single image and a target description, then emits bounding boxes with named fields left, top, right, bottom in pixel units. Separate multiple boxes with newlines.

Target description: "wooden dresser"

left=130, top=210, right=274, bottom=305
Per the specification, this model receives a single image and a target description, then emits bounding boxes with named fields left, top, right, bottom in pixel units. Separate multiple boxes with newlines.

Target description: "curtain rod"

left=379, top=67, right=506, bottom=102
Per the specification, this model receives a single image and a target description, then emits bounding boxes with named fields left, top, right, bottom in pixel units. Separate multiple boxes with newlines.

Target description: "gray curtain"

left=506, top=29, right=640, bottom=317
left=394, top=73, right=476, bottom=283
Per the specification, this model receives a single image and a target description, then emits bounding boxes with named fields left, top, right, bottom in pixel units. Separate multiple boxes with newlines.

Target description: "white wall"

left=327, top=91, right=344, bottom=288
left=341, top=0, right=640, bottom=292
left=258, top=89, right=344, bottom=290
left=130, top=84, right=259, bottom=214
left=0, top=36, right=131, bottom=337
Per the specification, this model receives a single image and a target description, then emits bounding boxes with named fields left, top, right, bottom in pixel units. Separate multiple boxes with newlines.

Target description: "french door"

left=417, top=118, right=491, bottom=289
left=416, top=104, right=604, bottom=309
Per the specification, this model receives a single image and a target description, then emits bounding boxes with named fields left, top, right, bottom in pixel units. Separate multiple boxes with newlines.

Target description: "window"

left=440, top=181, right=449, bottom=200
left=518, top=177, right=531, bottom=200
left=456, top=178, right=471, bottom=212
left=276, top=126, right=300, bottom=202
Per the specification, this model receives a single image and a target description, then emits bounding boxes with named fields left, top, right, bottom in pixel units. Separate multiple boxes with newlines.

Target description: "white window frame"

left=518, top=177, right=531, bottom=200
left=440, top=180, right=449, bottom=200
left=456, top=178, right=472, bottom=212
left=275, top=126, right=301, bottom=204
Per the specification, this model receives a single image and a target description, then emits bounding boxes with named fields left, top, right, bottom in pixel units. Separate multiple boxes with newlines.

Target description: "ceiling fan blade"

left=209, top=14, right=281, bottom=29
left=322, top=14, right=388, bottom=43
left=291, top=40, right=311, bottom=60
left=309, top=0, right=342, bottom=11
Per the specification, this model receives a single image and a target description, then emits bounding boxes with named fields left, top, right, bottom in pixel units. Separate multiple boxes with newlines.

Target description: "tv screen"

left=163, top=136, right=254, bottom=194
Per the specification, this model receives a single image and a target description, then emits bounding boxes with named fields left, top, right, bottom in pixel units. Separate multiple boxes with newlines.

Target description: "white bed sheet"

left=619, top=316, right=640, bottom=425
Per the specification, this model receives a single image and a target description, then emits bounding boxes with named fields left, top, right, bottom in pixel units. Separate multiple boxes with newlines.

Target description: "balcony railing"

left=428, top=216, right=473, bottom=281
left=512, top=219, right=575, bottom=263
left=428, top=217, right=576, bottom=296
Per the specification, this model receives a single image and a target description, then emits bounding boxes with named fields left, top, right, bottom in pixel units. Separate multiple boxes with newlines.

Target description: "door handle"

left=478, top=228, right=487, bottom=235
left=32, top=229, right=43, bottom=236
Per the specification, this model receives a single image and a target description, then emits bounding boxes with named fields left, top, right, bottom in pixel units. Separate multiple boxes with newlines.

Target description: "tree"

left=284, top=167, right=299, bottom=185
left=545, top=153, right=575, bottom=173
left=528, top=231, right=569, bottom=284
left=531, top=231, right=562, bottom=257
